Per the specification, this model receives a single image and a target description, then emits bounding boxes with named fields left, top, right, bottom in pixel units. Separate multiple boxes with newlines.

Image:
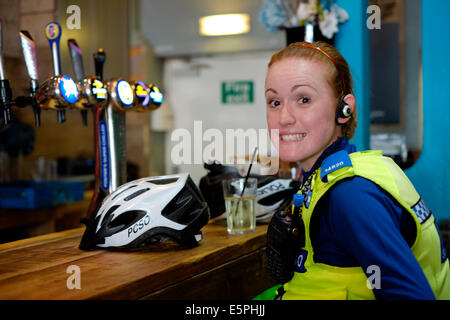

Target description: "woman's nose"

left=279, top=104, right=296, bottom=126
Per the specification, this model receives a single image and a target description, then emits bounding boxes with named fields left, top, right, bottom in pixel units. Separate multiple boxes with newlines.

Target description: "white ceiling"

left=139, top=0, right=286, bottom=57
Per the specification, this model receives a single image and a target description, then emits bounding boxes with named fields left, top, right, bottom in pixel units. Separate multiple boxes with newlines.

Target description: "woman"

left=263, top=41, right=450, bottom=300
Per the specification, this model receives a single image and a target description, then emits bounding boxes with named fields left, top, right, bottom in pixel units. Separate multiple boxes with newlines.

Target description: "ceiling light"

left=199, top=14, right=250, bottom=36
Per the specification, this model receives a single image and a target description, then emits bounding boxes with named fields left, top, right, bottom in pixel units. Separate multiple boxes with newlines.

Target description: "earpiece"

left=342, top=104, right=352, bottom=117
left=335, top=98, right=352, bottom=124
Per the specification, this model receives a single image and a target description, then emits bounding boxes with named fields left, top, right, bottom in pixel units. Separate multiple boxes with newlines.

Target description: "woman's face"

left=266, top=57, right=341, bottom=171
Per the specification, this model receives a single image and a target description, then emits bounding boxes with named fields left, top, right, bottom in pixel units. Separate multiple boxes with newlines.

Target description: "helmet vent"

left=108, top=210, right=147, bottom=230
left=147, top=177, right=179, bottom=185
left=101, top=204, right=120, bottom=228
left=258, top=189, right=293, bottom=205
left=112, top=185, right=138, bottom=200
left=124, top=188, right=150, bottom=201
left=257, top=176, right=277, bottom=188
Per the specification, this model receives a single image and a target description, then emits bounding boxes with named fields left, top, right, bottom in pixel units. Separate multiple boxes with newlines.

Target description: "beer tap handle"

left=19, top=31, right=39, bottom=81
left=68, top=39, right=85, bottom=82
left=93, top=48, right=105, bottom=81
left=19, top=30, right=41, bottom=127
left=68, top=39, right=88, bottom=126
left=0, top=20, right=5, bottom=81
left=45, top=22, right=65, bottom=123
left=0, top=20, right=12, bottom=126
left=45, top=22, right=62, bottom=76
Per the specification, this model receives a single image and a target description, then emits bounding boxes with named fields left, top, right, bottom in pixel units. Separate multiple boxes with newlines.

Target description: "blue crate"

left=0, top=181, right=85, bottom=209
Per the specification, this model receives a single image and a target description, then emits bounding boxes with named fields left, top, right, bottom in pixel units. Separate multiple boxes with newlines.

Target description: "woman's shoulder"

left=325, top=175, right=402, bottom=218
left=328, top=175, right=381, bottom=198
left=321, top=175, right=410, bottom=240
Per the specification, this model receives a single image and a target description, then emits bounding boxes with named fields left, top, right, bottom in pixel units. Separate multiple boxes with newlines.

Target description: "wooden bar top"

left=0, top=220, right=270, bottom=300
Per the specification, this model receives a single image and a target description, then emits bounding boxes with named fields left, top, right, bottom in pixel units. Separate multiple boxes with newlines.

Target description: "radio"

left=266, top=193, right=305, bottom=284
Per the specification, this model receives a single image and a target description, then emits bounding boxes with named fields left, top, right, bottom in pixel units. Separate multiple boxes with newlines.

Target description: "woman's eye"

left=268, top=100, right=281, bottom=108
left=298, top=97, right=310, bottom=104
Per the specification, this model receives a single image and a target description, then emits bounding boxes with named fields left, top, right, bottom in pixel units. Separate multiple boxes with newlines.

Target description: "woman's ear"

left=336, top=94, right=356, bottom=124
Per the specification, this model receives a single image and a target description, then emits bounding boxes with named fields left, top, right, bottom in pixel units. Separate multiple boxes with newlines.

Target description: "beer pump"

left=1, top=18, right=165, bottom=224
left=101, top=77, right=134, bottom=193
left=86, top=48, right=108, bottom=217
left=67, top=44, right=109, bottom=217
left=68, top=39, right=108, bottom=126
left=36, top=22, right=79, bottom=124
left=0, top=21, right=42, bottom=127
left=19, top=30, right=41, bottom=127
left=85, top=51, right=165, bottom=217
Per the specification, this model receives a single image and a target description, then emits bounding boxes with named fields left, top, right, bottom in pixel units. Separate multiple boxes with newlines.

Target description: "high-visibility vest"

left=282, top=150, right=450, bottom=300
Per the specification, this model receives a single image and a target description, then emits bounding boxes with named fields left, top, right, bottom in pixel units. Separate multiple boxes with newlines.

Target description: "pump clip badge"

left=149, top=85, right=163, bottom=105
left=59, top=76, right=79, bottom=104
left=135, top=81, right=149, bottom=106
left=45, top=22, right=61, bottom=40
left=117, top=80, right=134, bottom=107
left=92, top=80, right=107, bottom=101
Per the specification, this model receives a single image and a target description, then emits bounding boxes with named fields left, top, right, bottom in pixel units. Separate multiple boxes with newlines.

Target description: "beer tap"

left=19, top=30, right=41, bottom=127
left=102, top=77, right=134, bottom=192
left=86, top=48, right=108, bottom=218
left=36, top=22, right=79, bottom=124
left=0, top=20, right=13, bottom=126
left=85, top=49, right=135, bottom=217
left=0, top=22, right=45, bottom=127
left=68, top=39, right=108, bottom=126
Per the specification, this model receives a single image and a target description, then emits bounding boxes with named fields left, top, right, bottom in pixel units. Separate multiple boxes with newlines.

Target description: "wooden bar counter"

left=0, top=220, right=276, bottom=300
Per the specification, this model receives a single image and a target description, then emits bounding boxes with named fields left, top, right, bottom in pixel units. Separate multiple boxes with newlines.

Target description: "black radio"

left=266, top=194, right=305, bottom=284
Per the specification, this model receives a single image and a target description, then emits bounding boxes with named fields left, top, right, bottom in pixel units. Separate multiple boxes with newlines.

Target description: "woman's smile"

left=280, top=133, right=307, bottom=142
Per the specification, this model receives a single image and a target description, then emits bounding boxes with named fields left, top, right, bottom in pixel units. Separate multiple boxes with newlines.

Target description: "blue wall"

left=404, top=0, right=450, bottom=223
left=335, top=0, right=371, bottom=151
left=335, top=0, right=449, bottom=223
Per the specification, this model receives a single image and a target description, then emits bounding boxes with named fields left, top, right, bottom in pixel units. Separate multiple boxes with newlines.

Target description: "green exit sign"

left=222, top=81, right=254, bottom=104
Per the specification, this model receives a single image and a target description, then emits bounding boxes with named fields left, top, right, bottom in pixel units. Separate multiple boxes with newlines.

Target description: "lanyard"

left=299, top=173, right=314, bottom=209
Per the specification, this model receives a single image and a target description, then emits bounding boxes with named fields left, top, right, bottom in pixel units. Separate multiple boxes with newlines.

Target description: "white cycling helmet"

left=199, top=162, right=299, bottom=221
left=255, top=176, right=298, bottom=221
left=79, top=173, right=210, bottom=250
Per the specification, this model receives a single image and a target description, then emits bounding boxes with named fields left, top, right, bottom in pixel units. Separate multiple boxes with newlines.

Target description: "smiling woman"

left=265, top=42, right=356, bottom=171
left=261, top=41, right=450, bottom=300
